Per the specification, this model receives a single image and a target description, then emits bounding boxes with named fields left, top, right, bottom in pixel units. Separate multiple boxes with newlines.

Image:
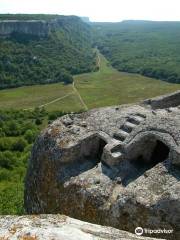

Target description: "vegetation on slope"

left=93, top=20, right=180, bottom=83
left=0, top=108, right=68, bottom=214
left=0, top=15, right=96, bottom=89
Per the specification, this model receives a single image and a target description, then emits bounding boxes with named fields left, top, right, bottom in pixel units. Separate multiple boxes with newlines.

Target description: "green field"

left=1, top=52, right=180, bottom=111
left=0, top=83, right=83, bottom=112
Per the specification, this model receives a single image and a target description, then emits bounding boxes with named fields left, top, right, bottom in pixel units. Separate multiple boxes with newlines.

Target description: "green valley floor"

left=0, top=52, right=180, bottom=112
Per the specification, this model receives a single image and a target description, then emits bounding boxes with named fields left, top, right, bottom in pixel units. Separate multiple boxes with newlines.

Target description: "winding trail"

left=97, top=51, right=101, bottom=69
left=39, top=92, right=74, bottom=108
left=71, top=50, right=101, bottom=111
left=24, top=92, right=74, bottom=110
left=72, top=82, right=88, bottom=111
left=24, top=50, right=101, bottom=111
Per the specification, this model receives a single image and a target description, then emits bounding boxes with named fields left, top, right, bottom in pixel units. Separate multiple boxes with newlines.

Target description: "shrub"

left=12, top=138, right=27, bottom=152
left=24, top=129, right=36, bottom=144
left=0, top=151, right=17, bottom=169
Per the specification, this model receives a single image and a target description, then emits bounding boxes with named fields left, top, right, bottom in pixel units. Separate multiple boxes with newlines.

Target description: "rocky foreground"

left=24, top=91, right=180, bottom=239
left=0, top=215, right=165, bottom=240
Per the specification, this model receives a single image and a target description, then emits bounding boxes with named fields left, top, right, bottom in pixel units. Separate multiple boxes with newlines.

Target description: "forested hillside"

left=0, top=108, right=68, bottom=214
left=0, top=15, right=96, bottom=89
left=93, top=20, right=180, bottom=83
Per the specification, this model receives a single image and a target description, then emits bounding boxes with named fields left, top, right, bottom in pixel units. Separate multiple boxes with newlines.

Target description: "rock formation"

left=0, top=215, right=164, bottom=240
left=0, top=16, right=87, bottom=38
left=0, top=20, right=49, bottom=37
left=25, top=91, right=180, bottom=240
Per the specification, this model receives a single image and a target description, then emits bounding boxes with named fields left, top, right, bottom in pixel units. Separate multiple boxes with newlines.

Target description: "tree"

left=0, top=151, right=17, bottom=169
left=35, top=118, right=42, bottom=125
left=24, top=130, right=36, bottom=144
left=12, top=138, right=27, bottom=152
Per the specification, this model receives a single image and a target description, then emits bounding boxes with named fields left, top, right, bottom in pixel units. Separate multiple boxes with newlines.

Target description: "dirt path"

left=97, top=51, right=101, bottom=69
left=23, top=51, right=100, bottom=111
left=24, top=92, right=74, bottom=111
left=71, top=50, right=102, bottom=111
left=39, top=92, right=74, bottom=108
left=72, top=82, right=88, bottom=111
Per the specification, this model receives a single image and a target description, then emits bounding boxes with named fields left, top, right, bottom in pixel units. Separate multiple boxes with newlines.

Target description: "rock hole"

left=133, top=140, right=170, bottom=170
left=97, top=138, right=107, bottom=160
left=150, top=140, right=170, bottom=164
left=123, top=140, right=170, bottom=186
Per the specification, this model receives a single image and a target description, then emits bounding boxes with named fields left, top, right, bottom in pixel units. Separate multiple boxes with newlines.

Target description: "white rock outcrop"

left=0, top=215, right=164, bottom=240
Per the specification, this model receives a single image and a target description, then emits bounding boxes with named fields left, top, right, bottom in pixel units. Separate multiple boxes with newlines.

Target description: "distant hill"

left=0, top=14, right=96, bottom=89
left=93, top=20, right=180, bottom=83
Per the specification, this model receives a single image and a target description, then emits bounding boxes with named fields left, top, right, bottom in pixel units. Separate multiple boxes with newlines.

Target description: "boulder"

left=25, top=92, right=180, bottom=240
left=0, top=215, right=164, bottom=240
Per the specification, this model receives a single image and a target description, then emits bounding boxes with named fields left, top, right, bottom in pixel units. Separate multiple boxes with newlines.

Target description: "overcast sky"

left=0, top=0, right=180, bottom=22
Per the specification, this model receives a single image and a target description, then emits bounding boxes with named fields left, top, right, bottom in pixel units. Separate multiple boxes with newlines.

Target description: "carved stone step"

left=128, top=115, right=145, bottom=125
left=135, top=113, right=147, bottom=119
left=121, top=122, right=136, bottom=133
left=114, top=130, right=129, bottom=141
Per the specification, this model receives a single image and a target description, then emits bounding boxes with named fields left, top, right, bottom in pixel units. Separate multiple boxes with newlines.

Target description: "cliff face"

left=0, top=20, right=50, bottom=37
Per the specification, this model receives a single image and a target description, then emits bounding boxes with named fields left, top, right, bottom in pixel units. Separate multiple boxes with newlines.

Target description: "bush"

left=0, top=151, right=17, bottom=169
left=35, top=118, right=42, bottom=125
left=12, top=138, right=27, bottom=152
left=24, top=129, right=36, bottom=144
left=0, top=169, right=11, bottom=181
left=48, top=111, right=66, bottom=121
left=0, top=138, right=14, bottom=151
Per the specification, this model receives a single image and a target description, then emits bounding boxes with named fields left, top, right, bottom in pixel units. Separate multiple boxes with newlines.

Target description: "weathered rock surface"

left=0, top=215, right=164, bottom=240
left=25, top=92, right=180, bottom=240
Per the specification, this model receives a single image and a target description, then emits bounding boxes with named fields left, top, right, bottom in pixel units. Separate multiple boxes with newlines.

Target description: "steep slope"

left=0, top=15, right=96, bottom=89
left=93, top=20, right=180, bottom=83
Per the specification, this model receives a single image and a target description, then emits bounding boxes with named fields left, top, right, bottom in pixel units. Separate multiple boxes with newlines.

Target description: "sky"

left=0, top=0, right=180, bottom=22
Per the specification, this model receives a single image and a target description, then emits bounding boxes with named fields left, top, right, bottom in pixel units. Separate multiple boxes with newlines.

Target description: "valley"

left=0, top=51, right=180, bottom=112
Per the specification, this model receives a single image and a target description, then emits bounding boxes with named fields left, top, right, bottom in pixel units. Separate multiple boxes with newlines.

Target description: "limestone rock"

left=25, top=92, right=180, bottom=240
left=0, top=215, right=164, bottom=240
left=0, top=20, right=49, bottom=37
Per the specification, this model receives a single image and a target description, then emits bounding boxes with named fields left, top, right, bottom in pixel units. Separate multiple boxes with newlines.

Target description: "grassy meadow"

left=0, top=83, right=83, bottom=112
left=1, top=52, right=180, bottom=112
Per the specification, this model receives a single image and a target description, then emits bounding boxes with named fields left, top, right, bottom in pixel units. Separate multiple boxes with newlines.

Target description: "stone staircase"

left=102, top=105, right=180, bottom=167
left=102, top=113, right=147, bottom=166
